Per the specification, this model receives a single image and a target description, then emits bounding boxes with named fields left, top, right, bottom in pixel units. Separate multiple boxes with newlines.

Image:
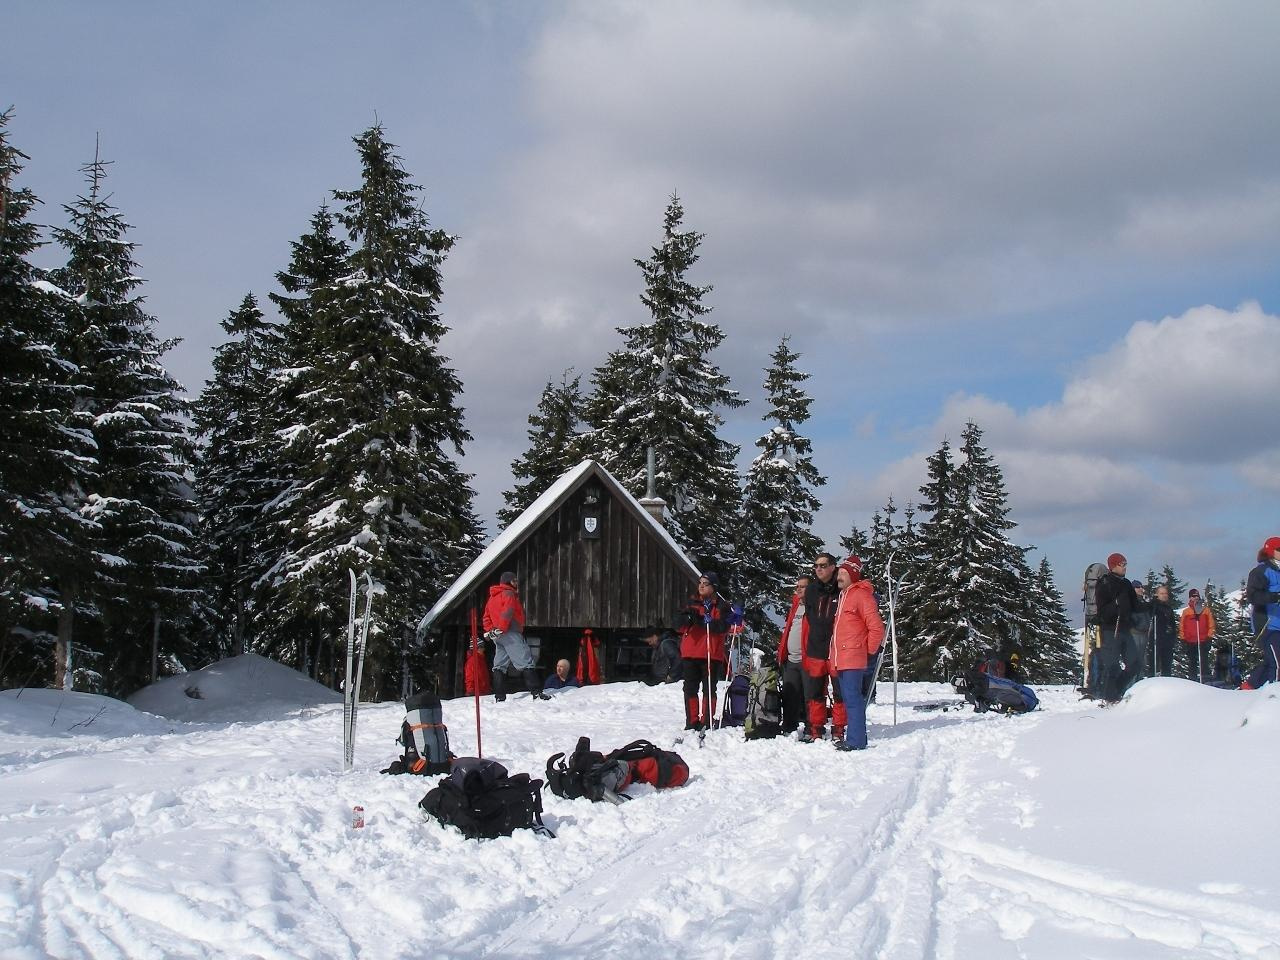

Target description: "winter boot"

left=685, top=697, right=702, bottom=730
left=492, top=670, right=507, bottom=702
left=832, top=725, right=846, bottom=742
left=524, top=669, right=552, bottom=700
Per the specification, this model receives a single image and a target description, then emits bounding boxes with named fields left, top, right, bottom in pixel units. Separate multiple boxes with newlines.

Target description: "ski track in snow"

left=2, top=681, right=1279, bottom=959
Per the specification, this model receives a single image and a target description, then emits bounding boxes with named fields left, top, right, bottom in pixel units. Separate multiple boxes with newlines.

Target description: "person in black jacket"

left=1094, top=553, right=1142, bottom=703
left=1242, top=536, right=1280, bottom=690
left=800, top=552, right=844, bottom=741
left=1149, top=584, right=1178, bottom=677
left=641, top=626, right=683, bottom=685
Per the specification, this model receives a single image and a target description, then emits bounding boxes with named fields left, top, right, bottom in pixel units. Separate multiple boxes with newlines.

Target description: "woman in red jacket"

left=829, top=556, right=885, bottom=751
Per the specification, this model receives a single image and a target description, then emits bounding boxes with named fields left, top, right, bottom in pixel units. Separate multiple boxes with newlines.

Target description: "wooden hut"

left=416, top=459, right=700, bottom=696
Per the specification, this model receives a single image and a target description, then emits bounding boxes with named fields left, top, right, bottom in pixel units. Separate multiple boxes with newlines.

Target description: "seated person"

left=642, top=625, right=683, bottom=685
left=543, top=658, right=580, bottom=691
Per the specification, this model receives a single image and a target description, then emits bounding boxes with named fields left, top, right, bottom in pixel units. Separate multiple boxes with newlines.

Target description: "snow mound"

left=0, top=688, right=170, bottom=739
left=128, top=653, right=342, bottom=722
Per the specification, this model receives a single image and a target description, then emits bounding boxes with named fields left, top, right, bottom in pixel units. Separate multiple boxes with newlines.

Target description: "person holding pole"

left=674, top=572, right=734, bottom=731
left=1241, top=536, right=1280, bottom=690
left=483, top=571, right=549, bottom=701
left=1179, top=588, right=1215, bottom=683
left=1094, top=553, right=1139, bottom=703
left=1150, top=585, right=1177, bottom=677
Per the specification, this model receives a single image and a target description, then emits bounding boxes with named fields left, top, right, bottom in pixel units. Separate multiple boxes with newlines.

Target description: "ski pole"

left=705, top=615, right=713, bottom=730
left=470, top=607, right=483, bottom=758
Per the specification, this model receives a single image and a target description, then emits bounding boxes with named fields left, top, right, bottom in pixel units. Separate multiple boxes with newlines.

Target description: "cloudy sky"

left=8, top=1, right=1280, bottom=615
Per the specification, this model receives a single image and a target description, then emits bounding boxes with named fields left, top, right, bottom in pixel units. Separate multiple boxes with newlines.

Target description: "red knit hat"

left=1264, top=537, right=1280, bottom=558
left=838, top=556, right=863, bottom=582
left=1107, top=553, right=1127, bottom=569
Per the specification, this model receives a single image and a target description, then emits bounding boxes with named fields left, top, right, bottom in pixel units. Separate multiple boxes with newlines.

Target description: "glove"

left=484, top=628, right=502, bottom=642
left=702, top=611, right=713, bottom=625
left=728, top=603, right=744, bottom=627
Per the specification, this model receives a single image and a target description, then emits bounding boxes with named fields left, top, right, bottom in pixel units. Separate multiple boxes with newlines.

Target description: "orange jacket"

left=829, top=579, right=885, bottom=673
left=482, top=583, right=524, bottom=634
left=1178, top=604, right=1215, bottom=644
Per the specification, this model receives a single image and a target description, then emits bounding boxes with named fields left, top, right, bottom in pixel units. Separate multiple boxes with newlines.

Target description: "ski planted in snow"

left=343, top=569, right=375, bottom=772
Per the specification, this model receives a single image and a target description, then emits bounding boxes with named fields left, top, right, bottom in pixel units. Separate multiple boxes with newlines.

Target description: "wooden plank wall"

left=437, top=480, right=698, bottom=694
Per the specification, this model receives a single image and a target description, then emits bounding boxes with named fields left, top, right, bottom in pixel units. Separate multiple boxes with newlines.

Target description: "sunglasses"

left=813, top=561, right=832, bottom=569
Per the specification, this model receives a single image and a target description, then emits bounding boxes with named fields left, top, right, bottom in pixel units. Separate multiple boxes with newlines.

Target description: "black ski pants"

left=780, top=660, right=805, bottom=734
left=1098, top=626, right=1133, bottom=702
left=1184, top=642, right=1210, bottom=683
left=682, top=657, right=723, bottom=727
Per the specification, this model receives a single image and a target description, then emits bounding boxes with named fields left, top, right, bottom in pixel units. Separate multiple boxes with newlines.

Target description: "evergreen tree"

left=50, top=145, right=202, bottom=695
left=254, top=206, right=351, bottom=674
left=0, top=110, right=97, bottom=688
left=899, top=423, right=1033, bottom=680
left=736, top=337, right=824, bottom=636
left=1159, top=564, right=1188, bottom=607
left=582, top=195, right=744, bottom=578
left=263, top=125, right=482, bottom=695
left=896, top=438, right=956, bottom=680
left=496, top=369, right=585, bottom=529
left=192, top=293, right=282, bottom=659
left=1021, top=557, right=1079, bottom=683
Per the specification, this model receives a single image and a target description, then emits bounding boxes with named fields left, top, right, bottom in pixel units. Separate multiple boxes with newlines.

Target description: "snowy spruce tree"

left=899, top=424, right=1034, bottom=681
left=736, top=337, right=824, bottom=636
left=0, top=110, right=98, bottom=688
left=583, top=195, right=744, bottom=578
left=49, top=146, right=202, bottom=694
left=261, top=125, right=482, bottom=694
left=497, top=369, right=585, bottom=530
left=1020, top=557, right=1079, bottom=683
left=192, top=293, right=282, bottom=659
left=251, top=205, right=351, bottom=671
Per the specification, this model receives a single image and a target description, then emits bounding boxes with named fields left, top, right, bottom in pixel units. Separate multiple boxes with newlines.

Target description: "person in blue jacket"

left=1242, top=536, right=1280, bottom=690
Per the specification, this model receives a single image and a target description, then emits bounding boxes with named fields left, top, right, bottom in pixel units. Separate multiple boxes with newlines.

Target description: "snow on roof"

left=416, top=459, right=698, bottom=637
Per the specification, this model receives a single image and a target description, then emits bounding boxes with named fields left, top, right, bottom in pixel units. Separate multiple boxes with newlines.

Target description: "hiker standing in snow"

left=483, top=572, right=549, bottom=701
left=1094, top=553, right=1140, bottom=703
left=800, top=552, right=845, bottom=742
left=829, top=556, right=884, bottom=751
left=1150, top=585, right=1177, bottom=677
left=1242, top=536, right=1280, bottom=690
left=1178, top=588, right=1215, bottom=683
left=1126, top=580, right=1151, bottom=689
left=674, top=572, right=736, bottom=730
left=775, top=574, right=810, bottom=735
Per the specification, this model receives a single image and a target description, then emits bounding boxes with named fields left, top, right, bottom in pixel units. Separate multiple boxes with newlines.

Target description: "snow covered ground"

left=2, top=660, right=1279, bottom=959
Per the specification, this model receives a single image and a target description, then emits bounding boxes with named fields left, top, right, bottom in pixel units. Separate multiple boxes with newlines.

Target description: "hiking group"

left=1083, top=537, right=1280, bottom=704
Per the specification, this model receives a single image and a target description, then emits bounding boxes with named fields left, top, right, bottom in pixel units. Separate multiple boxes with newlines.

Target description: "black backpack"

left=419, top=757, right=554, bottom=839
left=743, top=662, right=781, bottom=740
left=545, top=737, right=631, bottom=804
left=382, top=691, right=452, bottom=775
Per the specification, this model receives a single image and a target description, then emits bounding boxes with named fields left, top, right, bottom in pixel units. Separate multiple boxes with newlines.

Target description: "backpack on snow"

left=545, top=737, right=632, bottom=804
left=381, top=691, right=453, bottom=775
left=743, top=662, right=782, bottom=740
left=718, top=674, right=751, bottom=728
left=953, top=669, right=1038, bottom=714
left=419, top=757, right=553, bottom=839
left=546, top=737, right=689, bottom=803
left=607, top=739, right=689, bottom=790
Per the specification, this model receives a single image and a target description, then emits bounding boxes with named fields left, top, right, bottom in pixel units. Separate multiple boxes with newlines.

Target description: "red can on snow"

left=352, top=805, right=365, bottom=829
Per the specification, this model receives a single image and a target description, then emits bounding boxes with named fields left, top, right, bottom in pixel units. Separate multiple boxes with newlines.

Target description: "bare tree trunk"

left=55, top=581, right=76, bottom=689
left=150, top=607, right=161, bottom=683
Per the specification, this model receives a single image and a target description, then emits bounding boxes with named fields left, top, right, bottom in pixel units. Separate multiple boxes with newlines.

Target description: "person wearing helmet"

left=1241, top=537, right=1280, bottom=690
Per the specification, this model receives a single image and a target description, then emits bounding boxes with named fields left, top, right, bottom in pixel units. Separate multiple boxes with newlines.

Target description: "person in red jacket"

left=674, top=572, right=735, bottom=730
left=829, top=555, right=885, bottom=751
left=1178, top=588, right=1216, bottom=684
left=483, top=572, right=549, bottom=701
left=776, top=574, right=809, bottom=735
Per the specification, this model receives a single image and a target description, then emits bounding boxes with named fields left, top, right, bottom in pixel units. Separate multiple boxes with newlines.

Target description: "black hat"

left=699, top=572, right=719, bottom=587
left=499, top=571, right=517, bottom=585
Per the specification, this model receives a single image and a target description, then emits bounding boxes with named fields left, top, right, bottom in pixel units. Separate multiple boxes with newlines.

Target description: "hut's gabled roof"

left=416, top=459, right=697, bottom=636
